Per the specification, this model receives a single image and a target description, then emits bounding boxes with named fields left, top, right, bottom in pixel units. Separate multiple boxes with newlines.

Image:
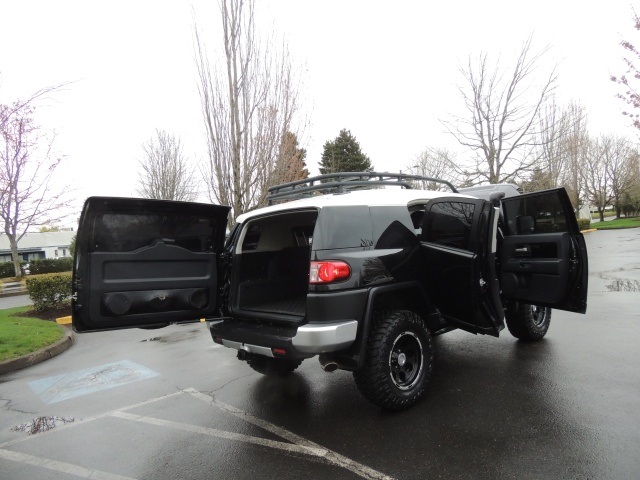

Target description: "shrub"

left=0, top=261, right=16, bottom=278
left=25, top=272, right=72, bottom=311
left=28, top=257, right=73, bottom=275
left=577, top=218, right=591, bottom=231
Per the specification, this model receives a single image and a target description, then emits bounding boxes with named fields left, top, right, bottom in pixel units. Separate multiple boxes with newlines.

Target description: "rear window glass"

left=92, top=213, right=217, bottom=253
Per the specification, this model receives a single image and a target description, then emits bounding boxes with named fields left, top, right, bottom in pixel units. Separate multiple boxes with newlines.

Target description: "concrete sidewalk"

left=0, top=293, right=32, bottom=309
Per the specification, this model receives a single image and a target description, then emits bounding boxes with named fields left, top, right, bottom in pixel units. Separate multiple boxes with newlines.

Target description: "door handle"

left=515, top=246, right=530, bottom=254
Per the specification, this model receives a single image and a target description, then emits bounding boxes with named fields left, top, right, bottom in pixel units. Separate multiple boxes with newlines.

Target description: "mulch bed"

left=13, top=304, right=72, bottom=322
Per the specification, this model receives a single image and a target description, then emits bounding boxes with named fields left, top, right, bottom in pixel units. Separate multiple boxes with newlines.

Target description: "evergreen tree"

left=319, top=129, right=373, bottom=174
left=271, top=131, right=309, bottom=185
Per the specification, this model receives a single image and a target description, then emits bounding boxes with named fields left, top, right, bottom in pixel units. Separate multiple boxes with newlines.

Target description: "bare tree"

left=195, top=0, right=306, bottom=224
left=405, top=147, right=459, bottom=190
left=0, top=83, right=68, bottom=130
left=561, top=102, right=589, bottom=209
left=535, top=99, right=570, bottom=189
left=0, top=102, right=68, bottom=277
left=136, top=129, right=197, bottom=202
left=607, top=138, right=639, bottom=217
left=581, top=135, right=613, bottom=222
left=443, top=37, right=557, bottom=185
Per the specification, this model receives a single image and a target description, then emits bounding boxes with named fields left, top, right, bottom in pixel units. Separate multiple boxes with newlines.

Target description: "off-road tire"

left=353, top=309, right=433, bottom=411
left=505, top=302, right=552, bottom=341
left=245, top=354, right=301, bottom=377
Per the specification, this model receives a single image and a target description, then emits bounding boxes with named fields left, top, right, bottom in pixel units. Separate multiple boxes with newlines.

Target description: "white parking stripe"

left=1, top=388, right=395, bottom=480
left=185, top=388, right=395, bottom=480
left=110, top=410, right=326, bottom=457
left=0, top=390, right=185, bottom=449
left=0, top=448, right=136, bottom=480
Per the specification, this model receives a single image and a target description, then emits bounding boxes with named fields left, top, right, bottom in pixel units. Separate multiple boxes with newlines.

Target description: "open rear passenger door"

left=499, top=188, right=588, bottom=313
left=72, top=197, right=230, bottom=332
left=420, top=197, right=504, bottom=336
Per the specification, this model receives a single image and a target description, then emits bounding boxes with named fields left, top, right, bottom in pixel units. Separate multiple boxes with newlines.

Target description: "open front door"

left=420, top=197, right=504, bottom=336
left=72, top=197, right=230, bottom=332
left=499, top=188, right=588, bottom=313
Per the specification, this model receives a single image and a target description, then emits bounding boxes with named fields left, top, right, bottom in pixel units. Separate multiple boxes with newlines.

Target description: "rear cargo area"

left=232, top=209, right=317, bottom=323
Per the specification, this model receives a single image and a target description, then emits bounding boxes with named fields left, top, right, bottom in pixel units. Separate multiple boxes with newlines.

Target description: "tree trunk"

left=598, top=208, right=605, bottom=222
left=8, top=234, right=22, bottom=278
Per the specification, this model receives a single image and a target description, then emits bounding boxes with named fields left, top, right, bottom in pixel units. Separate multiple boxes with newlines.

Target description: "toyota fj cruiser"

left=72, top=172, right=588, bottom=410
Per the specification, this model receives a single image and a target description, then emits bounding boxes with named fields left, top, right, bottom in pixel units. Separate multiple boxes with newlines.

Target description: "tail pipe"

left=319, top=354, right=339, bottom=373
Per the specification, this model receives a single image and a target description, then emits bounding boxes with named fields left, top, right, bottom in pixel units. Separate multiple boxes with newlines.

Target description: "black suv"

left=72, top=172, right=588, bottom=410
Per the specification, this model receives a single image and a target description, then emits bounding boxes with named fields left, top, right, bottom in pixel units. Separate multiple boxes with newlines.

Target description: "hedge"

left=25, top=272, right=72, bottom=311
left=577, top=218, right=591, bottom=231
left=0, top=262, right=19, bottom=278
left=0, top=258, right=73, bottom=278
left=27, top=257, right=73, bottom=274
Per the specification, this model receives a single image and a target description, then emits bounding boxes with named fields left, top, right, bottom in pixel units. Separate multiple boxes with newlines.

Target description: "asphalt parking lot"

left=0, top=228, right=639, bottom=479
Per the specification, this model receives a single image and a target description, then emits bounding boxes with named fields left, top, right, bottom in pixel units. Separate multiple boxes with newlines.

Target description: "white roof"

left=0, top=231, right=75, bottom=251
left=236, top=187, right=476, bottom=223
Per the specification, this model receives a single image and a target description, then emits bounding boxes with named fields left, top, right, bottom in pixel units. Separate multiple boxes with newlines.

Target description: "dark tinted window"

left=503, top=191, right=568, bottom=235
left=93, top=213, right=217, bottom=253
left=242, top=224, right=262, bottom=251
left=424, top=201, right=475, bottom=250
left=314, top=206, right=373, bottom=250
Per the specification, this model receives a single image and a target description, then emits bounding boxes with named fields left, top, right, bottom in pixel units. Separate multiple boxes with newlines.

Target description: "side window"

left=503, top=191, right=568, bottom=235
left=423, top=201, right=475, bottom=250
left=242, top=224, right=262, bottom=251
left=409, top=208, right=425, bottom=236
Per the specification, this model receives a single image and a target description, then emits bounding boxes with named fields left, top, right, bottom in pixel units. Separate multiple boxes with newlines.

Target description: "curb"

left=0, top=289, right=28, bottom=298
left=0, top=328, right=74, bottom=375
left=56, top=316, right=71, bottom=325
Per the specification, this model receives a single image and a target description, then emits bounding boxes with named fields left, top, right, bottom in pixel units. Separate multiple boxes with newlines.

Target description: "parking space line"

left=185, top=388, right=394, bottom=480
left=110, top=410, right=326, bottom=457
left=0, top=390, right=185, bottom=450
left=1, top=388, right=394, bottom=480
left=0, top=448, right=136, bottom=480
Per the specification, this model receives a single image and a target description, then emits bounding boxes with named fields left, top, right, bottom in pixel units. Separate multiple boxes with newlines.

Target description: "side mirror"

left=517, top=215, right=536, bottom=234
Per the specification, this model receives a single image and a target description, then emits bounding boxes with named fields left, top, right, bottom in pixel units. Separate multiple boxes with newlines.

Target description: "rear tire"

left=354, top=309, right=433, bottom=411
left=245, top=354, right=301, bottom=377
left=505, top=302, right=552, bottom=341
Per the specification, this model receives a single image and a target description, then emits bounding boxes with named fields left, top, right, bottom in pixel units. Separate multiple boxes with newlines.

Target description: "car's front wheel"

left=354, top=309, right=433, bottom=411
left=505, top=302, right=552, bottom=341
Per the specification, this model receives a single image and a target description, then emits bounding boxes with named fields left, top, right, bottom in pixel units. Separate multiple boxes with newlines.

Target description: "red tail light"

left=309, top=261, right=351, bottom=284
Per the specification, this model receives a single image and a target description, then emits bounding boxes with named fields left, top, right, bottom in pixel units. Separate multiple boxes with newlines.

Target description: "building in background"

left=0, top=231, right=75, bottom=263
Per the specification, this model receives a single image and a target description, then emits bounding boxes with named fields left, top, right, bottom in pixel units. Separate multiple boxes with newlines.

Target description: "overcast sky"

left=0, top=0, right=637, bottom=227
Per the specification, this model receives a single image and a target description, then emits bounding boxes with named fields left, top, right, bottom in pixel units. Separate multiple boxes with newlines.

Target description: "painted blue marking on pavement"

left=28, top=360, right=159, bottom=404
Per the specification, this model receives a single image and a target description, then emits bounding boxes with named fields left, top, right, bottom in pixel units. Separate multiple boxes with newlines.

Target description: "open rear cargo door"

left=72, top=197, right=230, bottom=332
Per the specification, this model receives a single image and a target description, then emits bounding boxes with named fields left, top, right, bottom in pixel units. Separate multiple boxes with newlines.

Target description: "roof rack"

left=267, top=172, right=458, bottom=205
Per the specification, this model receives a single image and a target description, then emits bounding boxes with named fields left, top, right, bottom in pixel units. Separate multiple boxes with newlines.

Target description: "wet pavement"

left=0, top=229, right=639, bottom=479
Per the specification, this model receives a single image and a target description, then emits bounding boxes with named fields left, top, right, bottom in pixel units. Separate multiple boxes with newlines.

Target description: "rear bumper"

left=207, top=319, right=358, bottom=358
left=292, top=321, right=358, bottom=353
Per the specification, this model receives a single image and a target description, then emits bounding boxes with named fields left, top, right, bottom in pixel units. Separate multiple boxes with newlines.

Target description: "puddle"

left=11, top=416, right=74, bottom=435
left=140, top=329, right=201, bottom=343
left=606, top=279, right=640, bottom=292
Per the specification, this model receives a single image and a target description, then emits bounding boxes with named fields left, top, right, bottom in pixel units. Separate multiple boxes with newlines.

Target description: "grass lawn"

left=0, top=307, right=65, bottom=362
left=593, top=217, right=640, bottom=230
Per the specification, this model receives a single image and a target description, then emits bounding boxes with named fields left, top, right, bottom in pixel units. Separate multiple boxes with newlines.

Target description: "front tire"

left=505, top=302, right=552, bottom=341
left=354, top=309, right=433, bottom=411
